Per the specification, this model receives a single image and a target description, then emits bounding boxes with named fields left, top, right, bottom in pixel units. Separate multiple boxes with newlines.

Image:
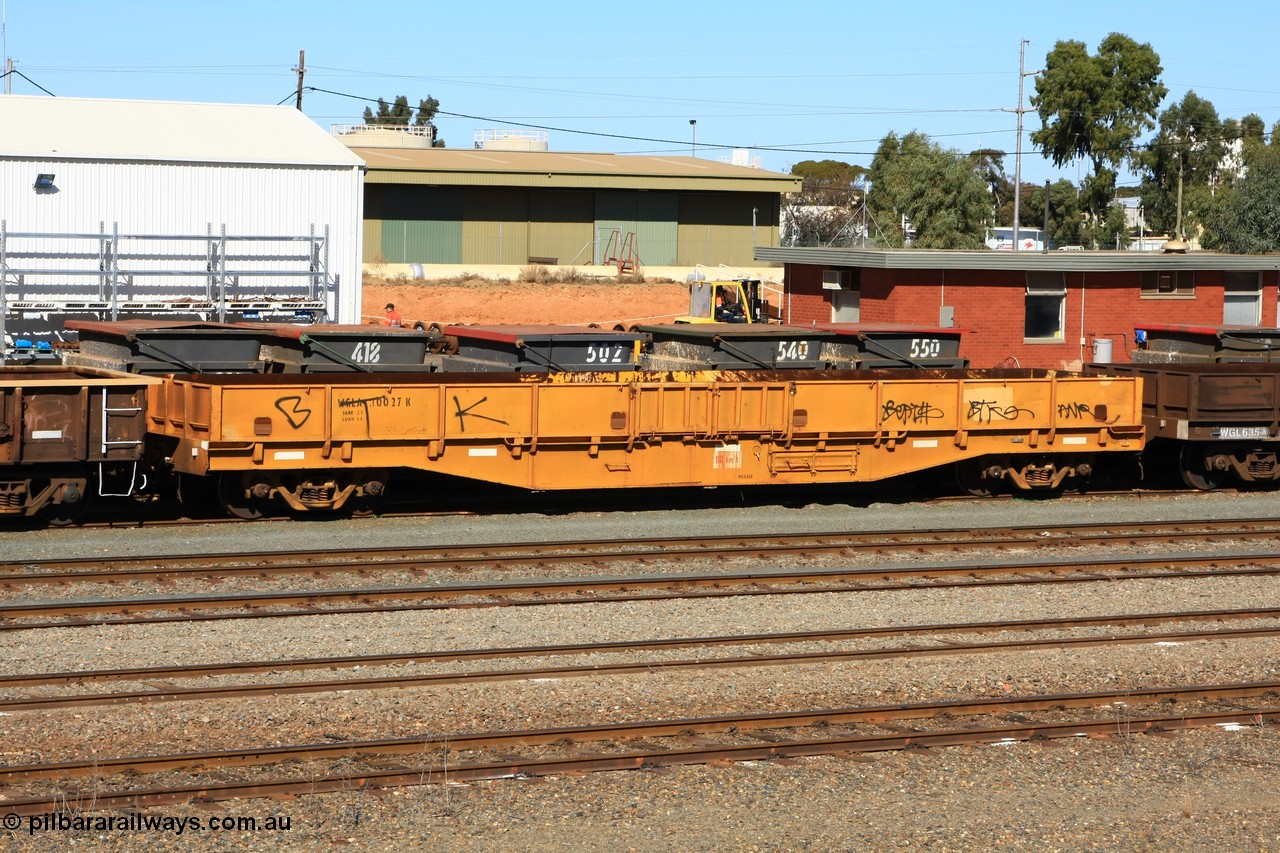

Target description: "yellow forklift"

left=674, top=279, right=773, bottom=324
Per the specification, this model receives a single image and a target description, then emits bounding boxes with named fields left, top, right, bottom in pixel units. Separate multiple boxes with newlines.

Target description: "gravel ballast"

left=2, top=491, right=1279, bottom=851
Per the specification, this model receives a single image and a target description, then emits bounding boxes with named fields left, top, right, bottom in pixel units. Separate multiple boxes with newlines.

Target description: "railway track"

left=4, top=548, right=1280, bottom=630
left=2, top=682, right=1276, bottom=814
left=6, top=511, right=1279, bottom=823
left=7, top=604, right=1278, bottom=689
left=7, top=517, right=1280, bottom=584
left=3, top=611, right=1280, bottom=712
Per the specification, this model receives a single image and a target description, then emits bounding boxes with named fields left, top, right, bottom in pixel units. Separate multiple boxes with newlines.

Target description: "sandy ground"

left=361, top=277, right=690, bottom=328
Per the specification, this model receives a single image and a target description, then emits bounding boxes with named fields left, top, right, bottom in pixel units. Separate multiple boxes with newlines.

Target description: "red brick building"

left=754, top=247, right=1280, bottom=368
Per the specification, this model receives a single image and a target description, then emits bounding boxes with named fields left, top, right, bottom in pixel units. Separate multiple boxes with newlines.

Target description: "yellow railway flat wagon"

left=147, top=369, right=1145, bottom=517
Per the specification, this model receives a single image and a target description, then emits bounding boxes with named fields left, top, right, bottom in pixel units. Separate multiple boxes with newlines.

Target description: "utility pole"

left=292, top=50, right=306, bottom=111
left=1175, top=150, right=1184, bottom=240
left=1042, top=179, right=1050, bottom=249
left=1004, top=40, right=1040, bottom=252
left=2, top=0, right=9, bottom=95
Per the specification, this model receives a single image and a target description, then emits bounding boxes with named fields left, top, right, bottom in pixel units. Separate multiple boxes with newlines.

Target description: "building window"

left=1025, top=272, right=1065, bottom=341
left=1141, top=270, right=1195, bottom=297
left=830, top=289, right=860, bottom=322
left=824, top=267, right=860, bottom=322
left=1224, top=272, right=1262, bottom=325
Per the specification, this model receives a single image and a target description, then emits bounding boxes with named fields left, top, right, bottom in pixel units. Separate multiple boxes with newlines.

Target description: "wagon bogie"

left=216, top=468, right=389, bottom=519
left=1175, top=441, right=1280, bottom=490
left=955, top=454, right=1095, bottom=496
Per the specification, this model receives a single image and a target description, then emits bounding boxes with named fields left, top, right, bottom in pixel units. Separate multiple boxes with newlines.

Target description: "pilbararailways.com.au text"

left=9, top=811, right=292, bottom=836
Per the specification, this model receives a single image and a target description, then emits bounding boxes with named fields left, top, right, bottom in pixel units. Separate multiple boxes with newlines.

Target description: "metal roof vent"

left=1162, top=239, right=1189, bottom=254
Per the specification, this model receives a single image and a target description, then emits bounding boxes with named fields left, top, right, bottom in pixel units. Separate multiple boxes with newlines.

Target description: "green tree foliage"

left=968, top=149, right=1011, bottom=217
left=1202, top=147, right=1280, bottom=253
left=1041, top=179, right=1086, bottom=246
left=1031, top=34, right=1165, bottom=244
left=362, top=95, right=446, bottom=147
left=1240, top=114, right=1267, bottom=144
left=790, top=159, right=867, bottom=191
left=1136, top=91, right=1225, bottom=236
left=866, top=132, right=992, bottom=249
left=1006, top=180, right=1061, bottom=238
left=1236, top=114, right=1270, bottom=166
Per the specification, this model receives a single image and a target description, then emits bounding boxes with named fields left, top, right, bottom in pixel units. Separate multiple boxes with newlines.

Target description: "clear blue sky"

left=5, top=0, right=1277, bottom=189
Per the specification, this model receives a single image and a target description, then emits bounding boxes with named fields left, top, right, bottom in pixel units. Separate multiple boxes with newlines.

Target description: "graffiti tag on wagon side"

left=881, top=400, right=944, bottom=425
left=452, top=395, right=510, bottom=433
left=1057, top=401, right=1117, bottom=423
left=274, top=396, right=313, bottom=430
left=967, top=399, right=1034, bottom=423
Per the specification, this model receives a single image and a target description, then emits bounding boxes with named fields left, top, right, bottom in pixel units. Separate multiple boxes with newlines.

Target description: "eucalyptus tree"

left=1030, top=33, right=1166, bottom=246
left=968, top=149, right=1011, bottom=216
left=1202, top=147, right=1280, bottom=253
left=866, top=131, right=992, bottom=249
left=1136, top=91, right=1225, bottom=237
left=1237, top=114, right=1271, bottom=166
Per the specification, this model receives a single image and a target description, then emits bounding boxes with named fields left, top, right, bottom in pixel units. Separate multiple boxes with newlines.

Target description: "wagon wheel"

left=346, top=471, right=390, bottom=518
left=37, top=482, right=89, bottom=527
left=216, top=474, right=272, bottom=520
left=954, top=457, right=999, bottom=497
left=347, top=491, right=387, bottom=518
left=1178, top=444, right=1227, bottom=491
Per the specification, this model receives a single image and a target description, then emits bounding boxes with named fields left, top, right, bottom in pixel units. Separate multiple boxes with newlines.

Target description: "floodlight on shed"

left=33, top=173, right=55, bottom=190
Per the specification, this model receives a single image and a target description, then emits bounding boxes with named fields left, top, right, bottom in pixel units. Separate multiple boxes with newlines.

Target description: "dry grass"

left=363, top=270, right=676, bottom=289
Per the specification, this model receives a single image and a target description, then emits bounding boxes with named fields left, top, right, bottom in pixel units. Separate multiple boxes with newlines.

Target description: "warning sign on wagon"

left=713, top=443, right=742, bottom=469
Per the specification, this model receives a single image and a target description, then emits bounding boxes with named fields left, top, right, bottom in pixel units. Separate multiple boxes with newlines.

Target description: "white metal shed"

left=0, top=95, right=365, bottom=324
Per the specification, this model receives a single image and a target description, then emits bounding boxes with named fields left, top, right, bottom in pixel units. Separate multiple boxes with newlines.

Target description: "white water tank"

left=1091, top=337, right=1113, bottom=363
left=332, top=125, right=434, bottom=149
left=473, top=129, right=549, bottom=151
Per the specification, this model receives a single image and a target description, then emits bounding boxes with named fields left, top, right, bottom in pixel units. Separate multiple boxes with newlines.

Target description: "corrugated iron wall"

left=462, top=188, right=528, bottom=265
left=528, top=190, right=595, bottom=265
left=363, top=186, right=777, bottom=268
left=0, top=158, right=364, bottom=323
left=593, top=191, right=679, bottom=266
left=677, top=192, right=777, bottom=267
left=375, top=185, right=463, bottom=263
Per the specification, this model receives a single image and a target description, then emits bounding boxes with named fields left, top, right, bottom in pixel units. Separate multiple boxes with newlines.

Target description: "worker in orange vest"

left=384, top=303, right=403, bottom=327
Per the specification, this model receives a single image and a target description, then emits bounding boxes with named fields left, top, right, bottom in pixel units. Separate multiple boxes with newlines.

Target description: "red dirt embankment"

left=361, top=278, right=689, bottom=328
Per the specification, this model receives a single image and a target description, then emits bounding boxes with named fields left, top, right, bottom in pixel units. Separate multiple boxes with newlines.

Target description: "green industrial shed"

left=350, top=145, right=801, bottom=269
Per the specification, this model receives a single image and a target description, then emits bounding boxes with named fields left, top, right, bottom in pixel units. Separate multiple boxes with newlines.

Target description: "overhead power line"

left=0, top=66, right=55, bottom=96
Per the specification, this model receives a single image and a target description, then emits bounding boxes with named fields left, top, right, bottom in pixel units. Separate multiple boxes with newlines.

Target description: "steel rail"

left=3, top=622, right=1279, bottom=713
left=5, top=517, right=1280, bottom=582
left=7, top=605, right=1279, bottom=689
left=2, top=551, right=1280, bottom=625
left=8, top=706, right=1274, bottom=815
left=0, top=681, right=1275, bottom=788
